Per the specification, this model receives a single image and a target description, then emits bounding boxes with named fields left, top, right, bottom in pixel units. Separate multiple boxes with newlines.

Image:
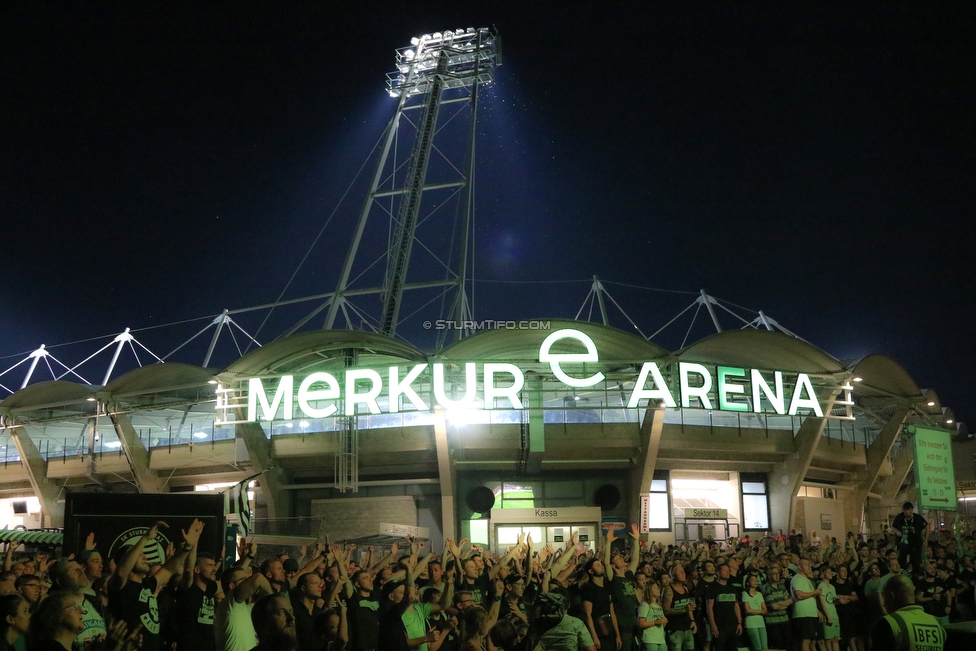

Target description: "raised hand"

left=629, top=523, right=639, bottom=539
left=85, top=532, right=97, bottom=551
left=181, top=519, right=205, bottom=546
left=148, top=521, right=169, bottom=539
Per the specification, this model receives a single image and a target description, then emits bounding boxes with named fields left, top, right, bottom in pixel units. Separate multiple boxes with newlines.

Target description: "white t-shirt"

left=213, top=595, right=257, bottom=651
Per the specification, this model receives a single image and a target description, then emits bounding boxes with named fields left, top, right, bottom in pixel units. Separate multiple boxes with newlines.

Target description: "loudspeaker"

left=12, top=500, right=28, bottom=515
left=466, top=486, right=496, bottom=513
left=593, top=484, right=621, bottom=510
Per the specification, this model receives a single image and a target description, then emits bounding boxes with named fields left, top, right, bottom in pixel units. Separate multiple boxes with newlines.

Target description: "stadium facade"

left=0, top=318, right=966, bottom=550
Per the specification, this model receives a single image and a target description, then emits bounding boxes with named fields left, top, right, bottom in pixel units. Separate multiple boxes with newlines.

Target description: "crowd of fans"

left=0, top=502, right=971, bottom=651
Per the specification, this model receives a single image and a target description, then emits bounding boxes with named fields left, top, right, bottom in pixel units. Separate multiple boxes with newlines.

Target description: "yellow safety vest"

left=881, top=605, right=946, bottom=651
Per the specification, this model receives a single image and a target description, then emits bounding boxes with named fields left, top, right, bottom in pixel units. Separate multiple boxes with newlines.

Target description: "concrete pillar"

left=10, top=427, right=64, bottom=527
left=629, top=406, right=665, bottom=528
left=433, top=412, right=456, bottom=542
left=110, top=413, right=162, bottom=492
left=843, top=408, right=909, bottom=534
left=236, top=421, right=291, bottom=520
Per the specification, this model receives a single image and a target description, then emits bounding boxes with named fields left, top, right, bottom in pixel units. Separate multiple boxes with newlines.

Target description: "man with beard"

left=55, top=559, right=106, bottom=649
left=108, top=519, right=198, bottom=651
left=251, top=593, right=298, bottom=651
left=605, top=525, right=641, bottom=651
left=173, top=544, right=220, bottom=651
left=581, top=558, right=619, bottom=651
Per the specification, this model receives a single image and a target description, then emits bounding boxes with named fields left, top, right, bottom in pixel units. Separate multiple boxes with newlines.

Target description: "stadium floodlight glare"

left=387, top=26, right=500, bottom=98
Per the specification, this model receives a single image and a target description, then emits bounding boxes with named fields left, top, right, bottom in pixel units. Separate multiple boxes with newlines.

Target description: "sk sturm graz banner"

left=911, top=426, right=957, bottom=511
left=63, top=493, right=226, bottom=559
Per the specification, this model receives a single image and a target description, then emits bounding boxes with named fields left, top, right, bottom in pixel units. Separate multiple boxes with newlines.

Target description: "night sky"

left=1, top=5, right=973, bottom=424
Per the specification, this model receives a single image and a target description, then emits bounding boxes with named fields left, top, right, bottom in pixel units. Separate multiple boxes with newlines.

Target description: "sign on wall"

left=912, top=426, right=957, bottom=510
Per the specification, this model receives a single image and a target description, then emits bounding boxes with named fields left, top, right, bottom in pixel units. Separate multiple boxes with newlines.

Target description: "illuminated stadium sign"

left=242, top=329, right=829, bottom=422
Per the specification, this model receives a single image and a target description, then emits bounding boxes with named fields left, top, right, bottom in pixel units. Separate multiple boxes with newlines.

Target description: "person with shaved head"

left=870, top=574, right=945, bottom=651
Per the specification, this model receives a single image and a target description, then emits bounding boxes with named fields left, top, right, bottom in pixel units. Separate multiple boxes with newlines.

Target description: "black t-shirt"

left=347, top=590, right=381, bottom=651
left=916, top=577, right=946, bottom=618
left=290, top=594, right=324, bottom=651
left=377, top=603, right=408, bottom=651
left=108, top=575, right=162, bottom=651
left=705, top=580, right=739, bottom=629
left=458, top=574, right=491, bottom=607
left=580, top=580, right=613, bottom=621
left=609, top=571, right=640, bottom=625
left=665, top=584, right=695, bottom=631
left=174, top=581, right=218, bottom=651
left=891, top=513, right=926, bottom=548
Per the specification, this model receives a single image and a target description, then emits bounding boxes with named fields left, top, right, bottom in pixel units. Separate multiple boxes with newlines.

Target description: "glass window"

left=742, top=494, right=769, bottom=530
left=742, top=482, right=766, bottom=494
left=647, top=493, right=669, bottom=529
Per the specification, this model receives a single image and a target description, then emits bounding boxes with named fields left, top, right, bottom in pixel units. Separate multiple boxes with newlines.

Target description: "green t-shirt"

left=402, top=602, right=432, bottom=651
left=790, top=574, right=818, bottom=618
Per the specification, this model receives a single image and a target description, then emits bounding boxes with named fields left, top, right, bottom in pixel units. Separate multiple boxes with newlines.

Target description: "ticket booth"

left=488, top=506, right=603, bottom=552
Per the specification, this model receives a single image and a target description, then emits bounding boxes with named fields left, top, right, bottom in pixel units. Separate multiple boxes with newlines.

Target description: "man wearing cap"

left=871, top=574, right=945, bottom=651
left=891, top=503, right=928, bottom=574
left=55, top=558, right=107, bottom=648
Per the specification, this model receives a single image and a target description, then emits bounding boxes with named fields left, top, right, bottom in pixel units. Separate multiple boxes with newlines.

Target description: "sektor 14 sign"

left=238, top=329, right=834, bottom=422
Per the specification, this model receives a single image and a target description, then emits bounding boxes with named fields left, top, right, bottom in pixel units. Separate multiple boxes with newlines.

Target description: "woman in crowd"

left=0, top=595, right=29, bottom=651
left=637, top=581, right=667, bottom=651
left=26, top=591, right=85, bottom=651
left=741, top=574, right=767, bottom=651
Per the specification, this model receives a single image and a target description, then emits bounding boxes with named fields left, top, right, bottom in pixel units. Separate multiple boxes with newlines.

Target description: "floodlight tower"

left=322, top=27, right=500, bottom=339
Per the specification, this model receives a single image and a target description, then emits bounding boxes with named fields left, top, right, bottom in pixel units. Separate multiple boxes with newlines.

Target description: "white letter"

left=717, top=366, right=748, bottom=412
left=433, top=363, right=477, bottom=409
left=679, top=362, right=713, bottom=409
left=297, top=372, right=340, bottom=418
left=483, top=363, right=524, bottom=409
left=389, top=364, right=429, bottom=412
left=345, top=369, right=383, bottom=415
left=788, top=373, right=823, bottom=417
left=627, top=362, right=677, bottom=408
left=751, top=370, right=785, bottom=414
left=247, top=376, right=293, bottom=422
left=538, top=328, right=605, bottom=388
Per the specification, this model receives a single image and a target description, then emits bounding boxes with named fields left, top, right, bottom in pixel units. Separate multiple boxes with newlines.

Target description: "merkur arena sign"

left=244, top=329, right=828, bottom=422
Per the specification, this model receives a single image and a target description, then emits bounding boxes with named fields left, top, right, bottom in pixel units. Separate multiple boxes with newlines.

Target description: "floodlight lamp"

left=927, top=401, right=935, bottom=406
left=404, top=49, right=415, bottom=60
left=86, top=397, right=96, bottom=402
left=411, top=36, right=420, bottom=45
left=193, top=432, right=208, bottom=439
left=432, top=32, right=442, bottom=40
left=946, top=419, right=954, bottom=424
left=467, top=27, right=475, bottom=32
left=455, top=29, right=464, bottom=35
left=852, top=377, right=863, bottom=382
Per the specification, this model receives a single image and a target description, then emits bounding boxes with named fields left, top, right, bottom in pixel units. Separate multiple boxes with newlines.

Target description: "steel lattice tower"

left=317, top=27, right=500, bottom=340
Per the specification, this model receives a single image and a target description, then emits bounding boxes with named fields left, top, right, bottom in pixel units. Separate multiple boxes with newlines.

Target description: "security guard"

left=871, top=575, right=946, bottom=651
